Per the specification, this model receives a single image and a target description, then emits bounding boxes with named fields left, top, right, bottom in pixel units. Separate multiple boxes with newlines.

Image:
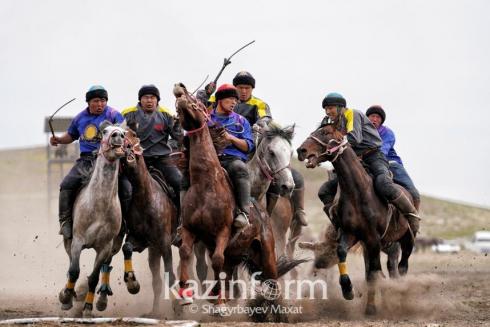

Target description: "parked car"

left=431, top=241, right=461, bottom=254
left=466, top=231, right=490, bottom=254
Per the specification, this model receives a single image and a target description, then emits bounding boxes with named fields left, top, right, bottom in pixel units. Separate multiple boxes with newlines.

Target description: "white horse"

left=58, top=122, right=126, bottom=317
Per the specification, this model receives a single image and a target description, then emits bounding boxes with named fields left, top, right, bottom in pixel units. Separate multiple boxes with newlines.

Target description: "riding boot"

left=391, top=192, right=421, bottom=235
left=290, top=187, right=308, bottom=226
left=234, top=178, right=251, bottom=229
left=58, top=189, right=75, bottom=240
left=171, top=190, right=186, bottom=247
left=120, top=198, right=131, bottom=234
left=266, top=192, right=279, bottom=216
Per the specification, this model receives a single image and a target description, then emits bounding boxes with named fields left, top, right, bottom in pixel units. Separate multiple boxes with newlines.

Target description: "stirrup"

left=233, top=211, right=250, bottom=228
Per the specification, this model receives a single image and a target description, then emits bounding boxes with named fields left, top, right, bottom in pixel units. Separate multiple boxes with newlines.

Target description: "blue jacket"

left=67, top=106, right=124, bottom=154
left=209, top=109, right=254, bottom=161
left=377, top=125, right=403, bottom=165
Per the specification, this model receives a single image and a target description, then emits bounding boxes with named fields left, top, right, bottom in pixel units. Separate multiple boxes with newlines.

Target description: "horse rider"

left=50, top=85, right=131, bottom=240
left=317, top=93, right=420, bottom=234
left=121, top=84, right=183, bottom=219
left=187, top=83, right=254, bottom=227
left=198, top=71, right=308, bottom=226
left=365, top=105, right=420, bottom=208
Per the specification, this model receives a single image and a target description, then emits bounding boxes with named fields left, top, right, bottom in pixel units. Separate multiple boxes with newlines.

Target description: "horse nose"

left=280, top=183, right=294, bottom=196
left=297, top=147, right=307, bottom=161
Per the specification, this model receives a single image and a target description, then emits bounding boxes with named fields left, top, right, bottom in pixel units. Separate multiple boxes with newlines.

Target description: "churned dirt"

left=0, top=147, right=489, bottom=326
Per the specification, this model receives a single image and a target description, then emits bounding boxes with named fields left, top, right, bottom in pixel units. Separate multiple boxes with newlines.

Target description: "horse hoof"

left=126, top=280, right=140, bottom=294
left=125, top=272, right=140, bottom=294
left=365, top=304, right=377, bottom=316
left=59, top=288, right=75, bottom=305
left=339, top=275, right=354, bottom=300
left=96, top=294, right=108, bottom=311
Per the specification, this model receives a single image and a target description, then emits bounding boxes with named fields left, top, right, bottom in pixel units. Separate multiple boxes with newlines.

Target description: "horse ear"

left=119, top=120, right=127, bottom=130
left=99, top=120, right=112, bottom=133
left=283, top=124, right=295, bottom=138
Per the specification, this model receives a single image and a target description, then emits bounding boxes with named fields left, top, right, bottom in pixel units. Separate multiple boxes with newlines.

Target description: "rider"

left=198, top=71, right=308, bottom=226
left=317, top=93, right=420, bottom=234
left=193, top=83, right=254, bottom=228
left=365, top=105, right=420, bottom=208
left=121, top=84, right=183, bottom=213
left=50, top=85, right=130, bottom=240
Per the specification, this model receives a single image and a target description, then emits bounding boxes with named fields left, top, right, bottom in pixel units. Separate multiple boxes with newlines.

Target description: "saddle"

left=147, top=166, right=176, bottom=200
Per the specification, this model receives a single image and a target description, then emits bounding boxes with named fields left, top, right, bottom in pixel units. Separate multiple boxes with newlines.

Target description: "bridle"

left=99, top=128, right=125, bottom=162
left=255, top=137, right=291, bottom=183
left=307, top=134, right=348, bottom=163
left=176, top=91, right=211, bottom=136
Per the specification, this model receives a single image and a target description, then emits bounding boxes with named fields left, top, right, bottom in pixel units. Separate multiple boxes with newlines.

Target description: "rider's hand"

left=50, top=135, right=60, bottom=146
left=205, top=82, right=216, bottom=96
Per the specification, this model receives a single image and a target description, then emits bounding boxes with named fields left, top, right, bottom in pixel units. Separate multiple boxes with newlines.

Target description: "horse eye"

left=268, top=150, right=275, bottom=156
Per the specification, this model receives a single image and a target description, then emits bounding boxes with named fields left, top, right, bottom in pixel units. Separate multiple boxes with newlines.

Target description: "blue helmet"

left=322, top=92, right=346, bottom=108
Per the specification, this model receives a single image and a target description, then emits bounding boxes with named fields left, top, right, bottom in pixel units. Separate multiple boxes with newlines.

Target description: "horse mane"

left=259, top=121, right=294, bottom=145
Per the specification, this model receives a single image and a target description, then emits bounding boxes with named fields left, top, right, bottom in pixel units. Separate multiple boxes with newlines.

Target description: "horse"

left=297, top=123, right=416, bottom=315
left=174, top=84, right=305, bottom=317
left=58, top=122, right=126, bottom=317
left=119, top=128, right=178, bottom=315
left=193, top=122, right=298, bottom=286
left=248, top=124, right=303, bottom=268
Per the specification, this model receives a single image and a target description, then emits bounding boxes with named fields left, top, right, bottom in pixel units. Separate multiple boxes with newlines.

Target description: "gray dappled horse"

left=58, top=122, right=126, bottom=317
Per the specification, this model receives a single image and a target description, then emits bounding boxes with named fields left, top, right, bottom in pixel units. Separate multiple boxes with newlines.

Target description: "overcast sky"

left=1, top=0, right=489, bottom=207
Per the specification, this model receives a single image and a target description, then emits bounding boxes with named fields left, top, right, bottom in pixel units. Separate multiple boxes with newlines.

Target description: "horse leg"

left=364, top=237, right=383, bottom=316
left=210, top=227, right=231, bottom=305
left=386, top=243, right=401, bottom=278
left=287, top=219, right=302, bottom=279
left=337, top=231, right=355, bottom=301
left=95, top=234, right=124, bottom=312
left=95, top=261, right=113, bottom=312
left=59, top=239, right=83, bottom=310
left=82, top=245, right=112, bottom=318
left=162, top=236, right=176, bottom=287
left=147, top=246, right=162, bottom=316
left=194, top=242, right=208, bottom=285
left=122, top=241, right=140, bottom=294
left=178, top=227, right=196, bottom=305
left=398, top=231, right=414, bottom=276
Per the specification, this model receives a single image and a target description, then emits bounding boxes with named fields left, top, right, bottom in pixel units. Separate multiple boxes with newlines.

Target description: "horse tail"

left=241, top=255, right=309, bottom=281
left=276, top=255, right=309, bottom=278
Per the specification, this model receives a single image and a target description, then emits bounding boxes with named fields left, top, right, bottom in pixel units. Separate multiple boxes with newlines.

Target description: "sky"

left=1, top=0, right=489, bottom=207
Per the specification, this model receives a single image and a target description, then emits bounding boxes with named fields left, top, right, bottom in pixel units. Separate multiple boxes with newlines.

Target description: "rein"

left=307, top=135, right=348, bottom=163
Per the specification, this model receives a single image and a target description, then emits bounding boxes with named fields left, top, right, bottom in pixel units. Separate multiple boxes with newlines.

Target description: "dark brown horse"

left=297, top=124, right=416, bottom=315
left=119, top=129, right=177, bottom=315
left=174, top=84, right=305, bottom=316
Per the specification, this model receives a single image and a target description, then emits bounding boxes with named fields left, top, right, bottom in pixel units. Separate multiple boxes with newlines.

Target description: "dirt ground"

left=0, top=148, right=489, bottom=326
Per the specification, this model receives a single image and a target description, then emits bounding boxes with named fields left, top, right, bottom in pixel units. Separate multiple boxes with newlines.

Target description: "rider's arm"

left=226, top=118, right=254, bottom=153
left=345, top=109, right=363, bottom=146
left=50, top=133, right=74, bottom=146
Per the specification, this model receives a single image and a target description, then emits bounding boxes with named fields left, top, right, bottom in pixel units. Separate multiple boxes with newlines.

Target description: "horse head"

left=173, top=83, right=208, bottom=133
left=99, top=121, right=127, bottom=162
left=123, top=127, right=143, bottom=167
left=297, top=123, right=347, bottom=168
left=254, top=122, right=295, bottom=196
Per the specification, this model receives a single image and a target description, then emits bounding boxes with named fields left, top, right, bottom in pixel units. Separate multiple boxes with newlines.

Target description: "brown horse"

left=174, top=84, right=305, bottom=316
left=119, top=129, right=177, bottom=315
left=297, top=124, right=416, bottom=315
